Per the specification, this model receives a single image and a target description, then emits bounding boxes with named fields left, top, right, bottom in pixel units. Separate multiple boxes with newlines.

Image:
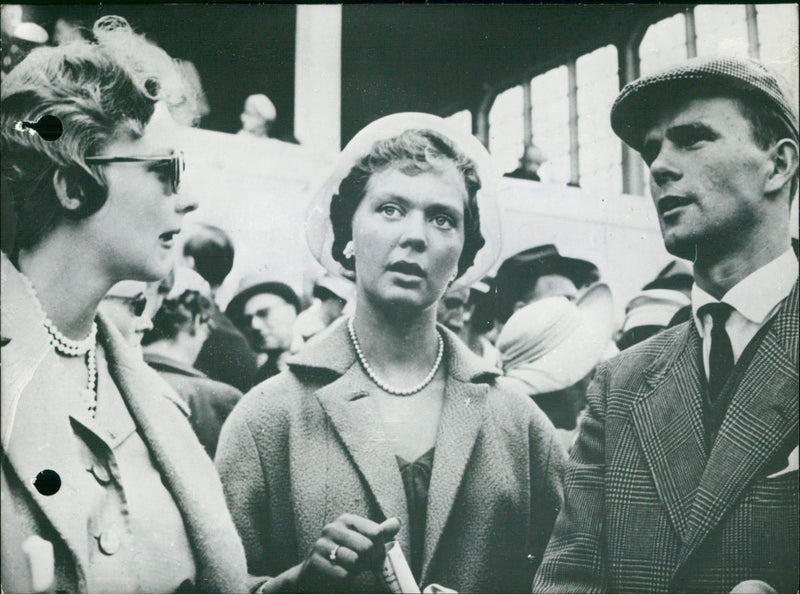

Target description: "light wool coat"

left=216, top=319, right=565, bottom=593
left=1, top=254, right=252, bottom=593
left=534, top=281, right=799, bottom=593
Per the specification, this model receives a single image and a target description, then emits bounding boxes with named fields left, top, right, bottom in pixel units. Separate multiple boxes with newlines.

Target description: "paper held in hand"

left=378, top=541, right=420, bottom=594
left=377, top=542, right=458, bottom=594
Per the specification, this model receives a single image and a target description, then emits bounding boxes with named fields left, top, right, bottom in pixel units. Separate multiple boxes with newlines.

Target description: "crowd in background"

left=1, top=10, right=797, bottom=594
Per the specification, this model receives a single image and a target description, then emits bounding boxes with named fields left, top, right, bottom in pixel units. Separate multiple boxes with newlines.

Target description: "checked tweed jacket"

left=533, top=281, right=798, bottom=593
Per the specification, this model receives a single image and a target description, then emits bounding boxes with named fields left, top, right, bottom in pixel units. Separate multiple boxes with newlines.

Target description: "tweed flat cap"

left=611, top=55, right=799, bottom=152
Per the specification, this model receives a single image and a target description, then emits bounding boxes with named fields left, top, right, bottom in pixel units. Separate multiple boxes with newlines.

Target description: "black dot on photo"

left=34, top=469, right=61, bottom=496
left=23, top=115, right=63, bottom=141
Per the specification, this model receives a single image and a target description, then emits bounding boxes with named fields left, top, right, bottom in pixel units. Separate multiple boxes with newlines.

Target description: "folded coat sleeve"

left=532, top=362, right=609, bottom=593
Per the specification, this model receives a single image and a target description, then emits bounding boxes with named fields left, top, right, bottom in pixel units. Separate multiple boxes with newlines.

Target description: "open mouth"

left=658, top=195, right=693, bottom=215
left=388, top=261, right=426, bottom=278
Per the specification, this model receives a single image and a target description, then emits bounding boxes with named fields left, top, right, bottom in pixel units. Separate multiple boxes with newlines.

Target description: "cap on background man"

left=494, top=243, right=599, bottom=325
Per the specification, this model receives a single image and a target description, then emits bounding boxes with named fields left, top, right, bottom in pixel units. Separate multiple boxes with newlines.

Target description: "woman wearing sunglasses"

left=1, top=16, right=258, bottom=593
left=217, top=113, right=565, bottom=592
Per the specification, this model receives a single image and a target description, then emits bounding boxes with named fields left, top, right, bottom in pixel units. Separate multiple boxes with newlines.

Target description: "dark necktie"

left=699, top=302, right=734, bottom=402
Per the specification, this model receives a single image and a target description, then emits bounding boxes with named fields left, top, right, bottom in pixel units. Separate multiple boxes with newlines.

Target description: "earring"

left=448, top=270, right=458, bottom=285
left=343, top=241, right=355, bottom=259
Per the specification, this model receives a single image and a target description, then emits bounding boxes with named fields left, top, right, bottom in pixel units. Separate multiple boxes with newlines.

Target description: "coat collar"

left=630, top=279, right=798, bottom=569
left=676, top=279, right=798, bottom=569
left=288, top=316, right=501, bottom=384
left=289, top=317, right=498, bottom=579
left=630, top=321, right=707, bottom=542
left=1, top=255, right=246, bottom=592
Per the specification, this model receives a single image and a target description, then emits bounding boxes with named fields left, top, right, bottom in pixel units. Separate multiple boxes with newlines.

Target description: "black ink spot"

left=22, top=115, right=63, bottom=141
left=33, top=469, right=61, bottom=495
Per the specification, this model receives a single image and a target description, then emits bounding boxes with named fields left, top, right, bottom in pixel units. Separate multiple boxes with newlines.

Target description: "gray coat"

left=216, top=319, right=565, bottom=593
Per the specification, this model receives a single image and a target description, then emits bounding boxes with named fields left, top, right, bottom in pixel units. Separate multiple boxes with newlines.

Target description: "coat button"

left=88, top=464, right=111, bottom=485
left=98, top=532, right=120, bottom=555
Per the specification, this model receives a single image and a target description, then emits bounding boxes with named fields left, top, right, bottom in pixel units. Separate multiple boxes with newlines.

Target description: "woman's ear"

left=52, top=169, right=85, bottom=212
left=765, top=138, right=799, bottom=196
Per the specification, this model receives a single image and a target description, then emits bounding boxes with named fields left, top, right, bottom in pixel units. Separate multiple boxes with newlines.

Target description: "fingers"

left=299, top=514, right=403, bottom=588
left=323, top=516, right=385, bottom=571
left=303, top=542, right=349, bottom=581
left=379, top=517, right=402, bottom=540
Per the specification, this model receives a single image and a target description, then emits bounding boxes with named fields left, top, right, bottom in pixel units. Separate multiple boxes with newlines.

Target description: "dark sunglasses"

left=104, top=292, right=148, bottom=317
left=86, top=151, right=185, bottom=194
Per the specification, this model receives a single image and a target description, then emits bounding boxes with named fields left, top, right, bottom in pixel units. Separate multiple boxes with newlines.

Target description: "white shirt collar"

left=692, top=248, right=798, bottom=333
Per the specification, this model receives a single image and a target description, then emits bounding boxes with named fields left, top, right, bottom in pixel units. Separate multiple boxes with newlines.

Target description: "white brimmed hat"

left=305, top=112, right=503, bottom=289
left=621, top=288, right=691, bottom=333
left=497, top=283, right=615, bottom=395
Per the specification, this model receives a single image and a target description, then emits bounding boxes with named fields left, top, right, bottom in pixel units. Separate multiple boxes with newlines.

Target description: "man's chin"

left=663, top=234, right=698, bottom=261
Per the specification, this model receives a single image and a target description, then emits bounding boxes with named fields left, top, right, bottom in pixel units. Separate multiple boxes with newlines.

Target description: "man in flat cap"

left=534, top=56, right=798, bottom=593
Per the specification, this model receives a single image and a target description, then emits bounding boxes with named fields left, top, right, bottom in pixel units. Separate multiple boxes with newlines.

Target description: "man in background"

left=225, top=277, right=301, bottom=384
left=494, top=243, right=599, bottom=334
left=183, top=224, right=258, bottom=392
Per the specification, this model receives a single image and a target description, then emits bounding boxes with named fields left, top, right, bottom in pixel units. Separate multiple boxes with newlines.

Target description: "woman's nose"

left=175, top=190, right=199, bottom=215
left=399, top=211, right=428, bottom=250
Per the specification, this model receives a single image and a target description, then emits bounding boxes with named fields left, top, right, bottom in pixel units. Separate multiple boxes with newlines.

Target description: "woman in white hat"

left=496, top=283, right=618, bottom=452
left=216, top=113, right=565, bottom=592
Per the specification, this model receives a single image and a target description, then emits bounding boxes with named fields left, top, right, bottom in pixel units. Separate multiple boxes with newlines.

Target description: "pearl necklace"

left=19, top=272, right=98, bottom=417
left=347, top=317, right=444, bottom=396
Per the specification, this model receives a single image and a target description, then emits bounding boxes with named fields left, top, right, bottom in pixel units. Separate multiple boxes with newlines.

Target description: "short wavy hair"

left=141, top=289, right=213, bottom=346
left=1, top=15, right=201, bottom=254
left=329, top=128, right=485, bottom=279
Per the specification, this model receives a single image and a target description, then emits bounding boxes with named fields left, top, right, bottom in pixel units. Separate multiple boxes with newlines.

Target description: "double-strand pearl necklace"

left=347, top=317, right=444, bottom=397
left=19, top=272, right=98, bottom=417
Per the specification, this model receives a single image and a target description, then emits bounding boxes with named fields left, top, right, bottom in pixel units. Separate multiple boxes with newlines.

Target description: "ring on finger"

left=329, top=544, right=341, bottom=564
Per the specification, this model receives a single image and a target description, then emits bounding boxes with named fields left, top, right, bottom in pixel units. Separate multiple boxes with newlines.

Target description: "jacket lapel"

left=293, top=321, right=500, bottom=572
left=1, top=255, right=91, bottom=585
left=314, top=366, right=412, bottom=552
left=677, top=281, right=799, bottom=568
left=630, top=323, right=707, bottom=542
left=420, top=375, right=488, bottom=584
left=98, top=315, right=247, bottom=592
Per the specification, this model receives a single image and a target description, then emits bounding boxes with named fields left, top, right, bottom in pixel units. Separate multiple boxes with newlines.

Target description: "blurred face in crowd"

left=437, top=286, right=471, bottom=333
left=99, top=280, right=150, bottom=347
left=512, top=274, right=578, bottom=314
left=89, top=102, right=197, bottom=282
left=243, top=292, right=298, bottom=351
left=351, top=163, right=466, bottom=312
left=642, top=96, right=775, bottom=260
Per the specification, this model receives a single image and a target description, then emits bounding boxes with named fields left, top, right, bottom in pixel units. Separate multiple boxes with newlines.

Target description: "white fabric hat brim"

left=621, top=289, right=691, bottom=332
left=498, top=283, right=615, bottom=395
left=305, top=112, right=502, bottom=289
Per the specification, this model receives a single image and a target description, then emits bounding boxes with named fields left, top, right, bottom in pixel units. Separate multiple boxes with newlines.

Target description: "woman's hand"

left=295, top=514, right=401, bottom=590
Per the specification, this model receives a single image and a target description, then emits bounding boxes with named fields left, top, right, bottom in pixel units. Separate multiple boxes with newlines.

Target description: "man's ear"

left=52, top=169, right=85, bottom=212
left=765, top=138, right=799, bottom=195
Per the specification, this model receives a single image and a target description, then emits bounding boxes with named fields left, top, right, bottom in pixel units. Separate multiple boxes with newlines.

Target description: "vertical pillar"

left=294, top=5, right=341, bottom=154
left=475, top=84, right=494, bottom=148
left=567, top=58, right=580, bottom=186
left=745, top=5, right=760, bottom=58
left=522, top=78, right=533, bottom=148
left=619, top=39, right=645, bottom=196
left=685, top=8, right=697, bottom=58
